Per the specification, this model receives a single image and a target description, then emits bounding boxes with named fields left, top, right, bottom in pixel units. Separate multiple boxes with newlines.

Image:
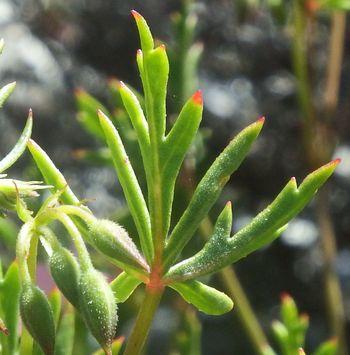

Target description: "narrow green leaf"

left=75, top=88, right=110, bottom=141
left=118, top=81, right=150, bottom=161
left=108, top=78, right=144, bottom=109
left=164, top=118, right=265, bottom=269
left=0, top=111, right=32, bottom=173
left=0, top=261, right=21, bottom=354
left=0, top=81, right=16, bottom=108
left=272, top=320, right=290, bottom=355
left=280, top=293, right=300, bottom=332
left=131, top=10, right=154, bottom=53
left=143, top=45, right=169, bottom=141
left=27, top=139, right=80, bottom=205
left=313, top=338, right=338, bottom=355
left=77, top=111, right=105, bottom=141
left=160, top=91, right=203, bottom=237
left=166, top=160, right=338, bottom=281
left=48, top=288, right=62, bottom=328
left=110, top=272, right=141, bottom=303
left=98, top=110, right=153, bottom=262
left=165, top=202, right=233, bottom=281
left=54, top=306, right=75, bottom=355
left=170, top=280, right=233, bottom=315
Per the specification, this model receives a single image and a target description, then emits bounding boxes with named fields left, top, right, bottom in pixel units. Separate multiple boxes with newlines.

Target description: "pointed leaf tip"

left=131, top=10, right=142, bottom=20
left=280, top=292, right=291, bottom=301
left=226, top=201, right=232, bottom=208
left=74, top=87, right=85, bottom=97
left=118, top=81, right=126, bottom=89
left=191, top=90, right=203, bottom=106
left=331, top=158, right=341, bottom=166
left=257, top=116, right=265, bottom=124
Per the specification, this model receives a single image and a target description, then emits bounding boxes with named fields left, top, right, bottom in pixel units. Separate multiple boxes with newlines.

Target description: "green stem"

left=124, top=287, right=163, bottom=355
left=57, top=205, right=96, bottom=225
left=19, top=235, right=38, bottom=355
left=291, top=0, right=314, bottom=125
left=35, top=210, right=92, bottom=271
left=291, top=0, right=316, bottom=165
left=52, top=213, right=92, bottom=271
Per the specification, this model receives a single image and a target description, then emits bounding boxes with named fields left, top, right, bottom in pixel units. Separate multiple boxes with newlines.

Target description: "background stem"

left=219, top=267, right=275, bottom=355
left=291, top=2, right=348, bottom=352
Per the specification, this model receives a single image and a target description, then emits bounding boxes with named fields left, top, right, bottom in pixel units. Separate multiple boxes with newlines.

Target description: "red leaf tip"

left=331, top=158, right=341, bottom=165
left=192, top=90, right=203, bottom=106
left=74, top=87, right=85, bottom=96
left=280, top=292, right=291, bottom=302
left=131, top=10, right=142, bottom=20
left=257, top=116, right=265, bottom=124
left=118, top=80, right=126, bottom=89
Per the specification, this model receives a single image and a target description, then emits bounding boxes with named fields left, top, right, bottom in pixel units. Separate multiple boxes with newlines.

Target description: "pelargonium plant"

left=0, top=10, right=340, bottom=355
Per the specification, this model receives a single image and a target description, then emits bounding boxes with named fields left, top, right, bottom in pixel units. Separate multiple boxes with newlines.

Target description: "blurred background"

left=1, top=0, right=350, bottom=354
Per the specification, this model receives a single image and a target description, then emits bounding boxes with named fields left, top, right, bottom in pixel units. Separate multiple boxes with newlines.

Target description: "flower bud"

left=89, top=219, right=149, bottom=273
left=78, top=268, right=118, bottom=353
left=20, top=282, right=55, bottom=355
left=0, top=179, right=48, bottom=211
left=49, top=245, right=80, bottom=309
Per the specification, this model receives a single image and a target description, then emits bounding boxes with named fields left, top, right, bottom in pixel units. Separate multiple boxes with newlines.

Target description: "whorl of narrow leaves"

left=20, top=283, right=56, bottom=355
left=78, top=268, right=118, bottom=354
left=166, top=159, right=339, bottom=281
left=69, top=10, right=340, bottom=318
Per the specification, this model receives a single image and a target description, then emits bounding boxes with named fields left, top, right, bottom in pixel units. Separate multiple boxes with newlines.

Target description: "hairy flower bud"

left=49, top=245, right=80, bottom=309
left=78, top=268, right=118, bottom=353
left=0, top=179, right=48, bottom=211
left=20, top=283, right=55, bottom=355
left=89, top=219, right=149, bottom=273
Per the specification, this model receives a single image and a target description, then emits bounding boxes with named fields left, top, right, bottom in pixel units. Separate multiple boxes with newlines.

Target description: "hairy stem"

left=124, top=287, right=163, bottom=355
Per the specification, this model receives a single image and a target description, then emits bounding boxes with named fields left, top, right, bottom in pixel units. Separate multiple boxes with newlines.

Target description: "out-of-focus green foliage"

left=271, top=294, right=338, bottom=355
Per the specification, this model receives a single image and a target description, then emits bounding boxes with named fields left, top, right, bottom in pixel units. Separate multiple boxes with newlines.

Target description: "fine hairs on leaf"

left=0, top=9, right=339, bottom=355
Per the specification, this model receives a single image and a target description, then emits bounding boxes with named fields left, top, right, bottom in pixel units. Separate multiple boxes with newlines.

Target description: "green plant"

left=0, top=10, right=341, bottom=355
left=271, top=294, right=337, bottom=355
